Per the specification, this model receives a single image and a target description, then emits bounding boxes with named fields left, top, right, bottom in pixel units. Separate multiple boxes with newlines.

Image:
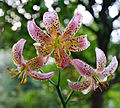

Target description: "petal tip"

left=27, top=19, right=34, bottom=27
left=67, top=79, right=70, bottom=82
left=33, top=43, right=41, bottom=46
left=95, top=47, right=100, bottom=52
left=113, top=56, right=118, bottom=66
left=19, top=38, right=26, bottom=43
left=51, top=71, right=55, bottom=74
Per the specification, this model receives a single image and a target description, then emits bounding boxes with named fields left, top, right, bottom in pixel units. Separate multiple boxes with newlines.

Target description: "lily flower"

left=6, top=39, right=55, bottom=84
left=27, top=11, right=90, bottom=68
left=67, top=48, right=118, bottom=94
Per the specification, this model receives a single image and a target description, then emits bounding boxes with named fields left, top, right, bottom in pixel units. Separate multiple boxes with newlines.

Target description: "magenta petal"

left=73, top=59, right=95, bottom=79
left=95, top=48, right=106, bottom=71
left=28, top=71, right=55, bottom=81
left=101, top=56, right=118, bottom=77
left=33, top=43, right=54, bottom=57
left=26, top=56, right=49, bottom=71
left=67, top=79, right=91, bottom=91
left=27, top=19, right=53, bottom=45
left=64, top=35, right=90, bottom=52
left=60, top=12, right=83, bottom=42
left=12, top=39, right=26, bottom=66
left=43, top=11, right=61, bottom=38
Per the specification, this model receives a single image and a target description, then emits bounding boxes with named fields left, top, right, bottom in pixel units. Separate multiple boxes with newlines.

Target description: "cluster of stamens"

left=92, top=75, right=108, bottom=92
left=6, top=66, right=28, bottom=84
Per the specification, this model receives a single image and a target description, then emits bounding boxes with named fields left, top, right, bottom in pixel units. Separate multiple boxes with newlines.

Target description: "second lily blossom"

left=67, top=48, right=118, bottom=94
left=27, top=11, right=90, bottom=68
left=7, top=39, right=55, bottom=84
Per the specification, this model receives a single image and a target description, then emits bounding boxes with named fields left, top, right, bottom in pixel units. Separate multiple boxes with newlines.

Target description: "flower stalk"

left=40, top=69, right=82, bottom=108
left=56, top=69, right=66, bottom=108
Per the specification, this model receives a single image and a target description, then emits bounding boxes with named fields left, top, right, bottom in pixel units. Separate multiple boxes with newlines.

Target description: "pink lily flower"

left=67, top=48, right=118, bottom=94
left=27, top=11, right=90, bottom=68
left=7, top=39, right=55, bottom=84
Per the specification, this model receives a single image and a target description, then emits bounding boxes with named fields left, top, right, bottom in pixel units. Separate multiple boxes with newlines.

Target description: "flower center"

left=54, top=35, right=59, bottom=48
left=92, top=75, right=107, bottom=91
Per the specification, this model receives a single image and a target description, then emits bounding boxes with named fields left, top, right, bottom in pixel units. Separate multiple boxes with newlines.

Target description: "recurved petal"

left=12, top=39, right=26, bottom=66
left=27, top=19, right=53, bottom=45
left=95, top=48, right=106, bottom=71
left=64, top=35, right=90, bottom=52
left=100, top=56, right=118, bottom=77
left=81, top=83, right=92, bottom=94
left=34, top=43, right=54, bottom=57
left=73, top=59, right=96, bottom=80
left=43, top=11, right=61, bottom=38
left=54, top=46, right=72, bottom=68
left=28, top=71, right=55, bottom=81
left=67, top=79, right=91, bottom=91
left=26, top=56, right=49, bottom=71
left=60, top=12, right=82, bottom=42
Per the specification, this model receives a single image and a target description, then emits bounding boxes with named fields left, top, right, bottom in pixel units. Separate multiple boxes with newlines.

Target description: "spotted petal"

left=101, top=56, right=118, bottom=77
left=81, top=80, right=98, bottom=94
left=34, top=43, right=54, bottom=57
left=43, top=11, right=61, bottom=38
left=95, top=48, right=106, bottom=71
left=27, top=19, right=53, bottom=45
left=64, top=35, right=90, bottom=52
left=28, top=71, right=55, bottom=81
left=81, top=84, right=92, bottom=94
left=26, top=56, right=49, bottom=71
left=60, top=12, right=82, bottom=42
left=12, top=39, right=26, bottom=66
left=73, top=59, right=96, bottom=79
left=67, top=79, right=91, bottom=91
left=54, top=46, right=72, bottom=68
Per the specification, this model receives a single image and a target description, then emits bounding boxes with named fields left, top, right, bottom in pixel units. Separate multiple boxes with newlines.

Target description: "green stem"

left=56, top=69, right=66, bottom=108
left=40, top=69, right=82, bottom=108
left=40, top=69, right=66, bottom=108
left=56, top=86, right=66, bottom=108
left=57, top=69, right=61, bottom=86
left=65, top=90, right=74, bottom=104
left=65, top=76, right=82, bottom=104
left=48, top=79, right=56, bottom=86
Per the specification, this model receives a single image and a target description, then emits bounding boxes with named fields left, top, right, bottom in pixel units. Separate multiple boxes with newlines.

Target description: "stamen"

left=20, top=78, right=25, bottom=84
left=105, top=75, right=114, bottom=84
left=6, top=66, right=11, bottom=71
left=23, top=77, right=28, bottom=84
left=110, top=73, right=114, bottom=77
left=92, top=75, right=107, bottom=91
left=6, top=66, right=16, bottom=75
left=11, top=72, right=20, bottom=79
left=99, top=81, right=107, bottom=89
left=96, top=82, right=103, bottom=92
left=19, top=72, right=28, bottom=84
left=18, top=71, right=24, bottom=79
left=106, top=82, right=109, bottom=88
left=7, top=66, right=27, bottom=83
